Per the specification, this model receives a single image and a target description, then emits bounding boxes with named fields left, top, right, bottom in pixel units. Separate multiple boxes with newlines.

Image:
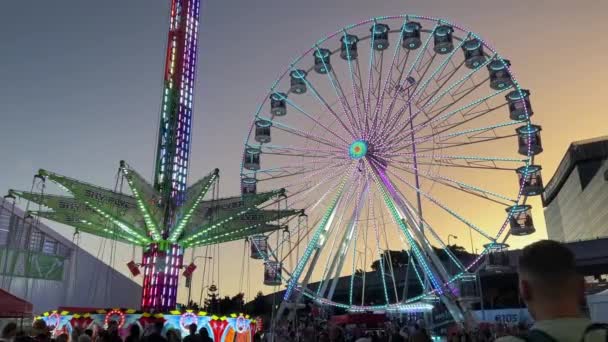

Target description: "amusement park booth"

left=37, top=309, right=259, bottom=342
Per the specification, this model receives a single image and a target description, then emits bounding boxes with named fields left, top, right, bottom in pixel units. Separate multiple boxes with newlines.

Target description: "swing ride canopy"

left=8, top=165, right=300, bottom=249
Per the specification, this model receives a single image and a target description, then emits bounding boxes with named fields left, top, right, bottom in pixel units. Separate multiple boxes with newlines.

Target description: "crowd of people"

left=1, top=240, right=606, bottom=342
left=270, top=318, right=433, bottom=342
left=0, top=321, right=216, bottom=342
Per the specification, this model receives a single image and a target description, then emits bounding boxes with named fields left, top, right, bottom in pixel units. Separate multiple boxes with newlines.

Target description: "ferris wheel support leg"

left=370, top=163, right=474, bottom=328
left=321, top=182, right=368, bottom=300
left=270, top=247, right=322, bottom=334
left=395, top=195, right=478, bottom=329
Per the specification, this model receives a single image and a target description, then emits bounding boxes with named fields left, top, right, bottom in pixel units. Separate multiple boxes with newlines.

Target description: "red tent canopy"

left=0, top=288, right=33, bottom=318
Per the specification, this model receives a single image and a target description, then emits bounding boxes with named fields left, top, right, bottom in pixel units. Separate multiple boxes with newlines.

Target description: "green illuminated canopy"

left=11, top=164, right=299, bottom=248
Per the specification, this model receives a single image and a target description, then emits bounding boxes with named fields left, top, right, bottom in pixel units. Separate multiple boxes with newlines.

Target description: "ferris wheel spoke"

left=364, top=159, right=445, bottom=293
left=284, top=165, right=356, bottom=299
left=416, top=56, right=493, bottom=111
left=374, top=25, right=438, bottom=139
left=383, top=55, right=496, bottom=143
left=313, top=46, right=362, bottom=138
left=364, top=28, right=378, bottom=124
left=330, top=68, right=364, bottom=133
left=256, top=143, right=345, bottom=158
left=278, top=94, right=353, bottom=145
left=278, top=161, right=351, bottom=192
left=277, top=215, right=321, bottom=266
left=387, top=152, right=527, bottom=163
left=380, top=86, right=511, bottom=150
left=248, top=164, right=341, bottom=183
left=421, top=77, right=491, bottom=121
left=376, top=191, right=402, bottom=303
left=300, top=76, right=360, bottom=140
left=388, top=119, right=522, bottom=155
left=405, top=26, right=438, bottom=80
left=413, top=60, right=464, bottom=108
left=368, top=186, right=391, bottom=304
left=416, top=134, right=518, bottom=154
left=374, top=50, right=411, bottom=138
left=430, top=104, right=510, bottom=135
left=384, top=186, right=466, bottom=275
left=384, top=166, right=495, bottom=242
left=385, top=153, right=528, bottom=173
left=367, top=49, right=385, bottom=138
left=316, top=175, right=361, bottom=298
left=389, top=162, right=517, bottom=205
left=410, top=37, right=467, bottom=103
left=266, top=118, right=345, bottom=150
left=288, top=165, right=353, bottom=216
left=368, top=18, right=410, bottom=138
left=341, top=30, right=370, bottom=136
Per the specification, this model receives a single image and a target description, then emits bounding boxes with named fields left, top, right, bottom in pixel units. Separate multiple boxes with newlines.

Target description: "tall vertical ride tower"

left=155, top=0, right=200, bottom=231
left=8, top=0, right=298, bottom=313
left=142, top=0, right=201, bottom=311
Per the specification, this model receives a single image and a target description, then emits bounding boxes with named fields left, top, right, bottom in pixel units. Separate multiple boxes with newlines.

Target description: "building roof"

left=543, top=136, right=608, bottom=206
left=1, top=199, right=76, bottom=252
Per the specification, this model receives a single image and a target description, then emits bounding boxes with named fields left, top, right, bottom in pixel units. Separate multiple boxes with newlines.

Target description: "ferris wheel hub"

left=349, top=139, right=369, bottom=159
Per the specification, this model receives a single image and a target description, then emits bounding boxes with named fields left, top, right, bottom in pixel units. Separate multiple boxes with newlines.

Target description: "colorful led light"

left=348, top=140, right=368, bottom=159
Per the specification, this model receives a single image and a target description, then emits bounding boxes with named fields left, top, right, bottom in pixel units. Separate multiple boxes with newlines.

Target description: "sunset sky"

left=0, top=0, right=607, bottom=305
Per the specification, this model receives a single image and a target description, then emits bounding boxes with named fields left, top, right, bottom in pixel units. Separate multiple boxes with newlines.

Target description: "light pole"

left=187, top=255, right=212, bottom=306
left=448, top=234, right=458, bottom=246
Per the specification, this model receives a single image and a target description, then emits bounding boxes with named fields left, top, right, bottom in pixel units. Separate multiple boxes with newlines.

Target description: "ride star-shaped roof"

left=9, top=162, right=301, bottom=247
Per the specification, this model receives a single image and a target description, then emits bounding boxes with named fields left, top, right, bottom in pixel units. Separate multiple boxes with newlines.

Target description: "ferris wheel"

left=240, top=15, right=544, bottom=318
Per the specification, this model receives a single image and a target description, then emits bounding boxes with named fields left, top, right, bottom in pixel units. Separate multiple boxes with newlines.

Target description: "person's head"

left=166, top=329, right=177, bottom=342
left=188, top=324, right=197, bottom=336
left=517, top=240, right=583, bottom=320
left=98, top=330, right=110, bottom=342
left=31, top=320, right=47, bottom=338
left=129, top=324, right=140, bottom=338
left=330, top=325, right=344, bottom=339
left=153, top=322, right=164, bottom=335
left=2, top=322, right=18, bottom=338
left=15, top=336, right=34, bottom=342
left=56, top=333, right=69, bottom=342
left=198, top=328, right=209, bottom=338
left=77, top=335, right=91, bottom=342
left=84, top=330, right=93, bottom=338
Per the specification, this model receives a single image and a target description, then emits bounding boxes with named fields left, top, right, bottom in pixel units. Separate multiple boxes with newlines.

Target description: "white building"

left=0, top=198, right=141, bottom=313
left=543, top=136, right=608, bottom=242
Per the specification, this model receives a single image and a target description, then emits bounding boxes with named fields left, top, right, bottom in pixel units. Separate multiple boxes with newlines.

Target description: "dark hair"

left=188, top=324, right=197, bottom=334
left=154, top=321, right=164, bottom=333
left=84, top=330, right=93, bottom=337
left=519, top=240, right=577, bottom=280
left=130, top=324, right=141, bottom=337
left=199, top=328, right=209, bottom=338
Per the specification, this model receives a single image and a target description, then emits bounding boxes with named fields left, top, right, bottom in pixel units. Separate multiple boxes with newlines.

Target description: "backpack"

left=522, top=323, right=608, bottom=342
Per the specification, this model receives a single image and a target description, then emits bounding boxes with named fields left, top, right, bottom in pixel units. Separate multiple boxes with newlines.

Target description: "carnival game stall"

left=36, top=309, right=258, bottom=342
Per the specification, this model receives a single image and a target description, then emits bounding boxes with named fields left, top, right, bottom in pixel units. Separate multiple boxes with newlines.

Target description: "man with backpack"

left=497, top=240, right=607, bottom=342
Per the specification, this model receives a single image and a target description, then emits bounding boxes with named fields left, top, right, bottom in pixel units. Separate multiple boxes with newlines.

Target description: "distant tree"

left=371, top=250, right=409, bottom=271
left=204, top=284, right=220, bottom=313
left=187, top=300, right=200, bottom=311
left=231, top=293, right=245, bottom=312
left=244, top=291, right=267, bottom=316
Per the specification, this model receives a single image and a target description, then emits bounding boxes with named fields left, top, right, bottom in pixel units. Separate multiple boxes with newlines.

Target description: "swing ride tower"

left=7, top=0, right=300, bottom=312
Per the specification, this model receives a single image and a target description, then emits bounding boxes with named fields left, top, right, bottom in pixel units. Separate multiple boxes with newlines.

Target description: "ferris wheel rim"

left=241, top=14, right=539, bottom=311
